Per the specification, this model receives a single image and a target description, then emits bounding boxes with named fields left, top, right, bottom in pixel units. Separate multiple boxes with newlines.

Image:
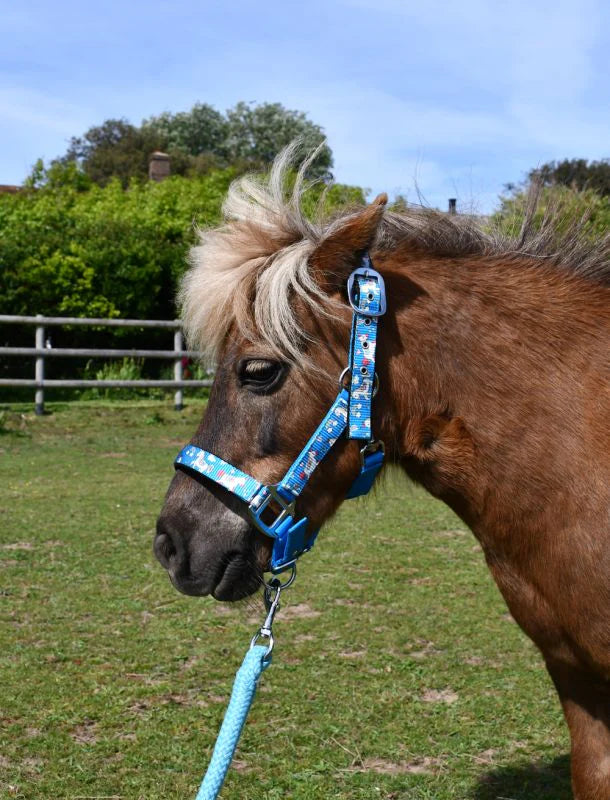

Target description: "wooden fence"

left=0, top=314, right=212, bottom=414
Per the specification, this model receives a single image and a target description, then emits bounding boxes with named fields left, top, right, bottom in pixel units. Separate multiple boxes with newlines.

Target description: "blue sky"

left=1, top=0, right=608, bottom=211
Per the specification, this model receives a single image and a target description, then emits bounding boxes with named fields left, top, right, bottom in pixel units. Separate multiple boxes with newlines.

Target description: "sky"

left=1, top=0, right=608, bottom=212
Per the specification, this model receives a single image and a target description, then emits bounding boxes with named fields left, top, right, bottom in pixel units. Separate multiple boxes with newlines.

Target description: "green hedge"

left=0, top=167, right=365, bottom=323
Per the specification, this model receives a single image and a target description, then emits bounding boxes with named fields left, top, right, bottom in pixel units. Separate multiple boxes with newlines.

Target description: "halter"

left=174, top=252, right=386, bottom=574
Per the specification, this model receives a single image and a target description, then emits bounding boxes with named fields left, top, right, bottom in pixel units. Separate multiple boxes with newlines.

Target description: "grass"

left=0, top=402, right=571, bottom=800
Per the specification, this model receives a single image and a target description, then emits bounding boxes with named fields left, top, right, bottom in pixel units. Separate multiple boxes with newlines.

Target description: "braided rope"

left=195, top=646, right=271, bottom=800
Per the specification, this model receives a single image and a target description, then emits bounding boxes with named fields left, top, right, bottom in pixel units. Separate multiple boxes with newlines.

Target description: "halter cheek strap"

left=175, top=254, right=386, bottom=573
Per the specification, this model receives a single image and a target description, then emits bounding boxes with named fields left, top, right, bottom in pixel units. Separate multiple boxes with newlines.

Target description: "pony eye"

left=238, top=359, right=285, bottom=392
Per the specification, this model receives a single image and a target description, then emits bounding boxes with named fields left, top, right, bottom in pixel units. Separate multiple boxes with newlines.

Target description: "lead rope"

left=194, top=568, right=295, bottom=800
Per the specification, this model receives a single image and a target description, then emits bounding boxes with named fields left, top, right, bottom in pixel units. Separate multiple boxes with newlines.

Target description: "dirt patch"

left=281, top=603, right=320, bottom=619
left=22, top=757, right=43, bottom=774
left=129, top=692, right=208, bottom=713
left=128, top=700, right=151, bottom=714
left=473, top=748, right=499, bottom=765
left=509, top=740, right=529, bottom=751
left=212, top=603, right=236, bottom=616
left=407, top=640, right=442, bottom=660
left=350, top=756, right=444, bottom=775
left=339, top=650, right=367, bottom=659
left=127, top=672, right=165, bottom=687
left=162, top=691, right=208, bottom=708
left=180, top=655, right=200, bottom=671
left=165, top=693, right=194, bottom=706
left=421, top=688, right=459, bottom=704
left=409, top=576, right=432, bottom=586
left=71, top=720, right=98, bottom=745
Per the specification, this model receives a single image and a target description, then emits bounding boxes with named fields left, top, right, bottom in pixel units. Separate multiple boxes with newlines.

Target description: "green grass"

left=0, top=402, right=571, bottom=799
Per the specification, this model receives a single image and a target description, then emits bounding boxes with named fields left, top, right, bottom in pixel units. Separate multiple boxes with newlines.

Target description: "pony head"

left=155, top=147, right=388, bottom=599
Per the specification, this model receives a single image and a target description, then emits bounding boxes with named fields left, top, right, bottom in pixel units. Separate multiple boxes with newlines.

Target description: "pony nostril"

left=155, top=516, right=191, bottom=579
left=154, top=533, right=176, bottom=568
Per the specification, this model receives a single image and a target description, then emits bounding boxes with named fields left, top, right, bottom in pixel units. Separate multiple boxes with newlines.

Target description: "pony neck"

left=379, top=250, right=602, bottom=541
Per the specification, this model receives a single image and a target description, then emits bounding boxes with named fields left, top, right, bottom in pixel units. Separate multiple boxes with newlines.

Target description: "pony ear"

left=312, top=193, right=388, bottom=289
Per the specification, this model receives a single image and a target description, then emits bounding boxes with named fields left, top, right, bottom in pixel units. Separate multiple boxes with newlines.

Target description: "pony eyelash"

left=243, top=359, right=275, bottom=374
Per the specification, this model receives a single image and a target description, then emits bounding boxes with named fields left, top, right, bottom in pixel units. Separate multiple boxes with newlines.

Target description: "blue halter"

left=174, top=253, right=386, bottom=573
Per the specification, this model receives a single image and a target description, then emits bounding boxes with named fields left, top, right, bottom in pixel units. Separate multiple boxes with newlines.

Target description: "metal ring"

left=264, top=563, right=296, bottom=591
left=250, top=630, right=274, bottom=657
left=338, top=366, right=351, bottom=391
left=339, top=367, right=379, bottom=395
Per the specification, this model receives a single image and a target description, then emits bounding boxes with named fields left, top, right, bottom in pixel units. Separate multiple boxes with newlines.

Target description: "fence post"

left=35, top=315, right=45, bottom=415
left=174, top=329, right=183, bottom=411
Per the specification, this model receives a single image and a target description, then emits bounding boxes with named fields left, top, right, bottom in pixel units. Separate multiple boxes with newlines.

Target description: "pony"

left=155, top=146, right=610, bottom=799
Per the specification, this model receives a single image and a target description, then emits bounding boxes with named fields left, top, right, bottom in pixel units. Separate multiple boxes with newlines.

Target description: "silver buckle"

left=249, top=484, right=296, bottom=534
left=347, top=267, right=386, bottom=317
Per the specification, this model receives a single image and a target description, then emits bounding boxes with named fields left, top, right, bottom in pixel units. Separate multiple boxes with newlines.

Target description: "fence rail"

left=0, top=314, right=210, bottom=414
left=0, top=348, right=201, bottom=359
left=0, top=314, right=183, bottom=328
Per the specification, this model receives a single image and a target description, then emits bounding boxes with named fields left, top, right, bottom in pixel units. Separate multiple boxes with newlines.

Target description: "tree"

left=225, top=101, right=332, bottom=179
left=142, top=103, right=229, bottom=159
left=63, top=118, right=166, bottom=186
left=529, top=158, right=610, bottom=198
left=56, top=102, right=333, bottom=185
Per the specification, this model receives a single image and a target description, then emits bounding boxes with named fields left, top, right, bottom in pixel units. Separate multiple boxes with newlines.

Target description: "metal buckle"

left=347, top=266, right=387, bottom=317
left=248, top=484, right=296, bottom=538
left=360, top=439, right=385, bottom=467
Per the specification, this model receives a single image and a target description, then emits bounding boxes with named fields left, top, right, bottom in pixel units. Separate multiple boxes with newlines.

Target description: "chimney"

left=448, top=198, right=457, bottom=215
left=149, top=151, right=170, bottom=182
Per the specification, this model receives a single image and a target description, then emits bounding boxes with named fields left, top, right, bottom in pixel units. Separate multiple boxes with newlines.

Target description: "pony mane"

left=180, top=145, right=610, bottom=364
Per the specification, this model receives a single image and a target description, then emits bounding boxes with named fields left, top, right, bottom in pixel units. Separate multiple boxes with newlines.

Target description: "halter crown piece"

left=174, top=253, right=386, bottom=573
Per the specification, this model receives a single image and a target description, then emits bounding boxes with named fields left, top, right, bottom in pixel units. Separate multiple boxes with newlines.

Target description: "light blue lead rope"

left=195, top=645, right=271, bottom=800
